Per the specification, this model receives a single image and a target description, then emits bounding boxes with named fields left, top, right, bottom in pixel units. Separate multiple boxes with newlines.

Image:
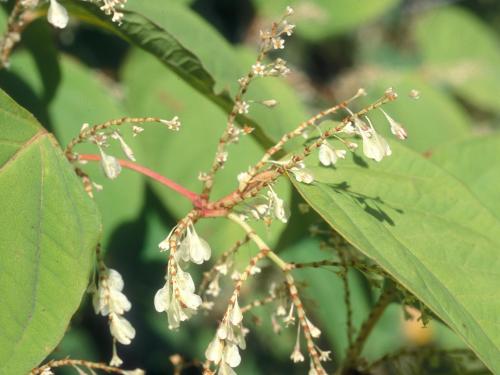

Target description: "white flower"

left=286, top=6, right=294, bottom=15
left=110, top=344, right=123, bottom=366
left=380, top=108, right=408, bottom=140
left=47, top=0, right=69, bottom=29
left=272, top=37, right=285, bottom=49
left=230, top=297, right=243, bottom=325
left=290, top=163, right=314, bottom=184
left=236, top=101, right=249, bottom=114
left=111, top=131, right=135, bottom=161
left=409, top=89, right=420, bottom=99
left=206, top=336, right=224, bottom=364
left=160, top=116, right=181, bottom=130
left=93, top=268, right=132, bottom=316
left=306, top=317, right=321, bottom=338
left=282, top=21, right=295, bottom=36
left=154, top=266, right=202, bottom=329
left=178, top=223, right=211, bottom=264
left=109, top=313, right=136, bottom=345
left=354, top=117, right=391, bottom=162
left=218, top=362, right=237, bottom=375
left=318, top=142, right=346, bottom=166
left=318, top=349, right=331, bottom=362
left=98, top=147, right=122, bottom=179
left=223, top=343, right=241, bottom=368
left=252, top=62, right=266, bottom=76
left=290, top=345, right=304, bottom=363
left=267, top=188, right=289, bottom=223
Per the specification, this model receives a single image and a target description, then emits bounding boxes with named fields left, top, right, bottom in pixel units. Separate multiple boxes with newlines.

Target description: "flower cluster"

left=205, top=298, right=248, bottom=375
left=155, top=221, right=211, bottom=329
left=92, top=266, right=135, bottom=366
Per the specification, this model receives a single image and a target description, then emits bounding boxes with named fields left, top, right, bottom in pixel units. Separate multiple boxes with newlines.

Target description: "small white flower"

left=409, top=89, right=420, bottom=99
left=223, top=342, right=242, bottom=368
left=112, top=131, right=136, bottom=161
left=290, top=345, right=304, bottom=363
left=230, top=297, right=243, bottom=325
left=380, top=108, right=408, bottom=140
left=286, top=6, right=294, bottom=15
left=318, top=142, right=346, bottom=167
left=282, top=21, right=295, bottom=36
left=98, top=147, right=122, bottom=179
left=260, top=99, right=278, bottom=108
left=160, top=116, right=181, bottom=130
left=318, top=349, right=331, bottom=362
left=272, top=37, right=285, bottom=49
left=110, top=343, right=123, bottom=366
left=308, top=360, right=327, bottom=375
left=290, top=163, right=314, bottom=184
left=132, top=125, right=144, bottom=136
left=47, top=0, right=69, bottom=29
left=252, top=62, right=266, bottom=76
left=218, top=362, right=237, bottom=375
left=109, top=313, right=136, bottom=345
left=205, top=336, right=224, bottom=364
left=178, top=223, right=211, bottom=264
left=354, top=117, right=391, bottom=162
left=267, top=188, right=289, bottom=223
left=93, top=268, right=132, bottom=316
left=236, top=101, right=249, bottom=114
left=306, top=317, right=321, bottom=338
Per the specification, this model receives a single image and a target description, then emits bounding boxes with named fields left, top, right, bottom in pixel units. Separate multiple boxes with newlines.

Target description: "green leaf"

left=253, top=0, right=400, bottom=40
left=431, top=134, right=500, bottom=221
left=414, top=6, right=500, bottom=114
left=66, top=0, right=277, bottom=149
left=291, top=141, right=500, bottom=372
left=0, top=89, right=101, bottom=373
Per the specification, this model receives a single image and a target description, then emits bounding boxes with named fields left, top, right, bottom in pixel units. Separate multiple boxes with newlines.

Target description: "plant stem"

left=340, top=285, right=396, bottom=373
left=78, top=154, right=201, bottom=204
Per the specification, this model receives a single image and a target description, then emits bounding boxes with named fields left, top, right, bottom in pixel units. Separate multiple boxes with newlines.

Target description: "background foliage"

left=1, top=0, right=499, bottom=374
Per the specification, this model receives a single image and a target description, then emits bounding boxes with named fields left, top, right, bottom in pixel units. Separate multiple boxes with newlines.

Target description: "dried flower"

left=380, top=108, right=408, bottom=140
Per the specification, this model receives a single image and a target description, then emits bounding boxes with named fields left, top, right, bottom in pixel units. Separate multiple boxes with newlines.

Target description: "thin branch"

left=78, top=154, right=201, bottom=204
left=30, top=358, right=135, bottom=374
left=341, top=285, right=396, bottom=373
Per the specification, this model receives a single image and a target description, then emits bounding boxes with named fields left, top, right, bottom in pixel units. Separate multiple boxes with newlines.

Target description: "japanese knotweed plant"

left=0, top=1, right=493, bottom=375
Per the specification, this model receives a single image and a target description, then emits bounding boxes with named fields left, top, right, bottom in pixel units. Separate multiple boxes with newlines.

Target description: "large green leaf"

left=253, top=0, right=400, bottom=40
left=431, top=134, right=500, bottom=221
left=414, top=6, right=500, bottom=114
left=0, top=90, right=101, bottom=373
left=66, top=0, right=278, bottom=149
left=290, top=141, right=500, bottom=372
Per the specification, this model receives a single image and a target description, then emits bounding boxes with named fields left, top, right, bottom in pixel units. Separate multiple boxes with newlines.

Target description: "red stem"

left=78, top=154, right=200, bottom=204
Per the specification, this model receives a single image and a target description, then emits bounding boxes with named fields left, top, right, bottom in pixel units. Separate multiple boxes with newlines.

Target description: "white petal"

left=318, top=143, right=332, bottom=166
left=205, top=337, right=224, bottom=364
left=110, top=314, right=136, bottom=345
left=154, top=284, right=170, bottom=312
left=230, top=298, right=243, bottom=325
left=106, top=268, right=124, bottom=291
left=47, top=0, right=69, bottom=28
left=223, top=343, right=241, bottom=368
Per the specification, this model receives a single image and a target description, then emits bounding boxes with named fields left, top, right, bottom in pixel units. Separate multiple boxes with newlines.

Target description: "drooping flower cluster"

left=155, top=221, right=211, bottom=329
left=92, top=266, right=135, bottom=366
left=205, top=297, right=248, bottom=375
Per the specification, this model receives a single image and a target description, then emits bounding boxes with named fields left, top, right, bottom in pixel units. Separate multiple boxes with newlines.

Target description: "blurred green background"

left=1, top=0, right=499, bottom=374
